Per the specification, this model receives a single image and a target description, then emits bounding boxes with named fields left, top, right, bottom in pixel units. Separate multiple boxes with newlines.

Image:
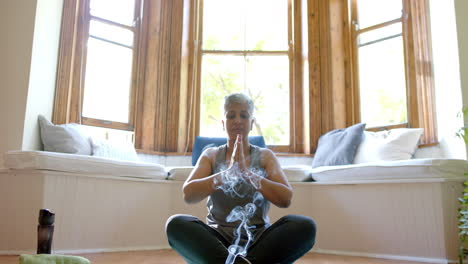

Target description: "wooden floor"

left=0, top=249, right=430, bottom=264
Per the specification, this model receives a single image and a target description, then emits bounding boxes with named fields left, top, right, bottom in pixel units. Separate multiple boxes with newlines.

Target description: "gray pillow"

left=312, top=123, right=366, bottom=168
left=38, top=115, right=92, bottom=155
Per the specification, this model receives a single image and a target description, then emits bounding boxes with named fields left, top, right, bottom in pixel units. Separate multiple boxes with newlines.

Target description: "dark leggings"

left=166, top=214, right=316, bottom=264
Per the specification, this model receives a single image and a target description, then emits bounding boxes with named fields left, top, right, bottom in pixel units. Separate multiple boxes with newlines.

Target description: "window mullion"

left=201, top=50, right=288, bottom=55
left=88, top=35, right=134, bottom=49
left=90, top=15, right=135, bottom=31
left=53, top=0, right=80, bottom=125
left=356, top=17, right=402, bottom=34
left=358, top=33, right=402, bottom=47
left=348, top=2, right=361, bottom=128
left=402, top=0, right=437, bottom=145
left=70, top=0, right=91, bottom=125
left=128, top=0, right=143, bottom=134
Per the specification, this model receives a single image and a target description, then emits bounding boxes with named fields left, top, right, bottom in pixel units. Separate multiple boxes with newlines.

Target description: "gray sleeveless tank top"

left=206, top=144, right=271, bottom=244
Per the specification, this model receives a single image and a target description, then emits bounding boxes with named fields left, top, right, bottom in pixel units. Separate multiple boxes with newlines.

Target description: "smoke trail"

left=214, top=164, right=265, bottom=198
left=214, top=163, right=266, bottom=264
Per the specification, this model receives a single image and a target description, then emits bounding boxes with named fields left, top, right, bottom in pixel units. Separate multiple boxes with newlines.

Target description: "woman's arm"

left=253, top=149, right=292, bottom=208
left=182, top=148, right=222, bottom=204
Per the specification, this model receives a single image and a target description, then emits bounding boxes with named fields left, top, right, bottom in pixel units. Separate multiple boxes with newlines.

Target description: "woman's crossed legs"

left=166, top=214, right=316, bottom=264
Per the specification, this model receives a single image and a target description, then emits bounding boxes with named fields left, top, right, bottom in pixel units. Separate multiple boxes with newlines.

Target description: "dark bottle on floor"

left=37, top=209, right=55, bottom=254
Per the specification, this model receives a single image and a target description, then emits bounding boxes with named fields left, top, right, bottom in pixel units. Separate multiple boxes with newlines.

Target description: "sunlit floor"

left=0, top=249, right=430, bottom=264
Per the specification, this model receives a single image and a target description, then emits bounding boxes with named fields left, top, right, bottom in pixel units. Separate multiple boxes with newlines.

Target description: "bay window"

left=53, top=0, right=437, bottom=156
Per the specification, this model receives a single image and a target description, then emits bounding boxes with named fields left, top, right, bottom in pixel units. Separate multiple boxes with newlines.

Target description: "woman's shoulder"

left=200, top=144, right=226, bottom=161
left=252, top=145, right=274, bottom=154
left=251, top=145, right=276, bottom=161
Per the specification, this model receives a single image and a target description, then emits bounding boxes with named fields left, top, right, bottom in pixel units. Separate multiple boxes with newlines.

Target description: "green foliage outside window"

left=200, top=55, right=289, bottom=145
left=457, top=108, right=468, bottom=264
left=374, top=89, right=407, bottom=126
left=200, top=35, right=289, bottom=145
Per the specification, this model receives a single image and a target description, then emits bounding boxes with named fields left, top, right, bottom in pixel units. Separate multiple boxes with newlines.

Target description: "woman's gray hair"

left=224, top=93, right=255, bottom=116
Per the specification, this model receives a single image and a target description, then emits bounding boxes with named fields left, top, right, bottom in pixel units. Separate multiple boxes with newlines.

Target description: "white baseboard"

left=311, top=248, right=456, bottom=264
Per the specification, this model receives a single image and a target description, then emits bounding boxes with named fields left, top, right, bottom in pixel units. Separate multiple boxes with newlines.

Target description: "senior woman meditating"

left=166, top=93, right=316, bottom=264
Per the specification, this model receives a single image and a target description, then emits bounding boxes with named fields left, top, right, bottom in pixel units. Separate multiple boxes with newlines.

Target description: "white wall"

left=22, top=0, right=64, bottom=151
left=455, top=0, right=468, bottom=157
left=0, top=0, right=38, bottom=168
left=455, top=0, right=468, bottom=107
left=0, top=0, right=62, bottom=169
left=428, top=0, right=465, bottom=159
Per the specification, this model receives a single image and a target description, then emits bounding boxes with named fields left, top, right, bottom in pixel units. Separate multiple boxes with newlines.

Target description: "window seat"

left=168, top=158, right=468, bottom=183
left=0, top=150, right=465, bottom=263
left=4, top=150, right=167, bottom=180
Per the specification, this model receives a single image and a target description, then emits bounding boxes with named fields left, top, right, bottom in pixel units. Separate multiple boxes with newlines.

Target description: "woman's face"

left=222, top=102, right=254, bottom=139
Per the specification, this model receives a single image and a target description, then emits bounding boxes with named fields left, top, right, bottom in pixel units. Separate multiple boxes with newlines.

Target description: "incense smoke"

left=214, top=163, right=266, bottom=264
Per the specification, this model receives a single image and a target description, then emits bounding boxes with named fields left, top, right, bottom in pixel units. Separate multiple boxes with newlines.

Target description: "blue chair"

left=191, top=136, right=266, bottom=166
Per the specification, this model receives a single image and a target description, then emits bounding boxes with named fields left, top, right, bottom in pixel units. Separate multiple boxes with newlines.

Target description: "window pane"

left=245, top=0, right=288, bottom=50
left=202, top=0, right=243, bottom=50
left=90, top=0, right=136, bottom=26
left=358, top=36, right=407, bottom=128
left=89, top=20, right=134, bottom=47
left=359, top=23, right=401, bottom=47
left=246, top=56, right=290, bottom=145
left=200, top=55, right=290, bottom=145
left=357, top=0, right=402, bottom=29
left=82, top=38, right=133, bottom=123
left=202, top=0, right=288, bottom=51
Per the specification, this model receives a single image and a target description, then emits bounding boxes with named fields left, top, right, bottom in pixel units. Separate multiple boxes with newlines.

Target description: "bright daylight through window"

left=355, top=0, right=407, bottom=128
left=199, top=0, right=290, bottom=146
left=54, top=0, right=438, bottom=152
left=82, top=0, right=137, bottom=125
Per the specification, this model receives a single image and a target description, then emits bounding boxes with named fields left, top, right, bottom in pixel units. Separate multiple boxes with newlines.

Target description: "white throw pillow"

left=91, top=138, right=139, bottom=162
left=38, top=115, right=92, bottom=155
left=353, top=128, right=424, bottom=163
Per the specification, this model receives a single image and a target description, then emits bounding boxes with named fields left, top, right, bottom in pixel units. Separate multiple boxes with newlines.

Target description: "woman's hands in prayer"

left=226, top=134, right=263, bottom=189
left=229, top=134, right=248, bottom=171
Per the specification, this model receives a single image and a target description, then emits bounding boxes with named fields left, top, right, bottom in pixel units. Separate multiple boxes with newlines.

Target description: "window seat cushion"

left=311, top=158, right=468, bottom=182
left=166, top=165, right=313, bottom=182
left=167, top=158, right=468, bottom=183
left=3, top=150, right=167, bottom=180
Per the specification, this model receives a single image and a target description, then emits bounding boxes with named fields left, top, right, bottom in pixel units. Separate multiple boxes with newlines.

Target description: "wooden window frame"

left=183, top=0, right=306, bottom=154
left=54, top=0, right=328, bottom=155
left=133, top=0, right=186, bottom=153
left=54, top=0, right=143, bottom=131
left=348, top=0, right=437, bottom=145
left=57, top=0, right=414, bottom=155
